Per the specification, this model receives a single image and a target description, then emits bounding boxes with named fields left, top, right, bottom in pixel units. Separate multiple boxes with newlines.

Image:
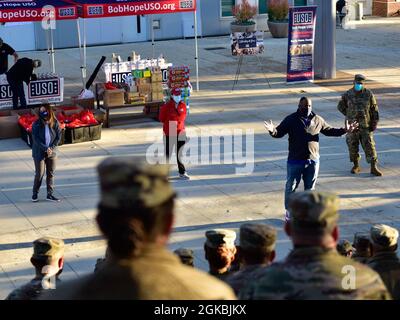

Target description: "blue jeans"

left=284, top=161, right=320, bottom=210
left=7, top=76, right=26, bottom=109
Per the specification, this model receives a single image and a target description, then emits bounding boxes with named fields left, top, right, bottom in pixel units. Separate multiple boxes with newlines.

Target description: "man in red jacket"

left=159, top=88, right=190, bottom=180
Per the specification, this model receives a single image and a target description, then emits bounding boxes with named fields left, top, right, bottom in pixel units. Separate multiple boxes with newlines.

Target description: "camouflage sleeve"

left=337, top=93, right=348, bottom=116
left=369, top=92, right=379, bottom=125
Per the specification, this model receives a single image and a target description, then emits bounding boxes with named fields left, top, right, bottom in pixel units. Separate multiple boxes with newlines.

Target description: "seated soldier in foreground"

left=351, top=232, right=371, bottom=264
left=367, top=224, right=400, bottom=300
left=173, top=248, right=195, bottom=267
left=336, top=239, right=354, bottom=258
left=41, top=156, right=235, bottom=300
left=225, top=223, right=277, bottom=296
left=6, top=237, right=64, bottom=300
left=239, top=191, right=391, bottom=300
left=204, top=229, right=237, bottom=280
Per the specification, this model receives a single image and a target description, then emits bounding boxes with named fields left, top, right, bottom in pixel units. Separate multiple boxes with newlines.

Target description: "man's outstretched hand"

left=345, top=120, right=359, bottom=133
left=264, top=120, right=275, bottom=133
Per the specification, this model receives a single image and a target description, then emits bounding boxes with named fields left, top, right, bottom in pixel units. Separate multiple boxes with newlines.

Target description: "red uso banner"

left=0, top=1, right=78, bottom=22
left=71, top=0, right=196, bottom=18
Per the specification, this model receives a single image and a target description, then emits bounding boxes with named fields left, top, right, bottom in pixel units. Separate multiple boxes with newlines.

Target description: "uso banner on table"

left=287, top=6, right=317, bottom=83
left=0, top=78, right=64, bottom=109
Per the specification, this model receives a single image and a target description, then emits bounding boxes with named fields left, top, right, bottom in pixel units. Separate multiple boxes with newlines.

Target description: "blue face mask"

left=354, top=83, right=363, bottom=92
left=172, top=95, right=182, bottom=104
left=40, top=111, right=49, bottom=120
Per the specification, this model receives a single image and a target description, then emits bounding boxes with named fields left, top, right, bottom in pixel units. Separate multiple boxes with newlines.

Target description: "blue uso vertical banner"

left=287, top=6, right=317, bottom=83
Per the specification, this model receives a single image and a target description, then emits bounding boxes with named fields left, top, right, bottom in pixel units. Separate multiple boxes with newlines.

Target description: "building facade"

left=1, top=0, right=387, bottom=53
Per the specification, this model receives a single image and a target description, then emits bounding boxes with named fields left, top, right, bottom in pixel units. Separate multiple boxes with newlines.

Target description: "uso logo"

left=29, top=79, right=60, bottom=98
left=293, top=11, right=313, bottom=25
left=111, top=72, right=131, bottom=83
left=0, top=85, right=13, bottom=100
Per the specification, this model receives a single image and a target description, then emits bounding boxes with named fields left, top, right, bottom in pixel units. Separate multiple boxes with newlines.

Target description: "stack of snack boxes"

left=168, top=66, right=190, bottom=108
left=151, top=67, right=164, bottom=102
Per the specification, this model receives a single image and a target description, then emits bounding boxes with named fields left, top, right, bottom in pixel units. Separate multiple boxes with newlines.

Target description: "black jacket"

left=270, top=111, right=346, bottom=161
left=6, top=57, right=35, bottom=84
left=32, top=119, right=61, bottom=161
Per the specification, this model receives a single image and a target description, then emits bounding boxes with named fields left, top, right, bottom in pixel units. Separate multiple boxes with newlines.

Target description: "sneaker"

left=46, top=194, right=61, bottom=202
left=179, top=173, right=191, bottom=180
left=32, top=194, right=38, bottom=202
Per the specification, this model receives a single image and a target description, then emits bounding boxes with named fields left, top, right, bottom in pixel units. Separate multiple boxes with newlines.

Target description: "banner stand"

left=231, top=55, right=271, bottom=91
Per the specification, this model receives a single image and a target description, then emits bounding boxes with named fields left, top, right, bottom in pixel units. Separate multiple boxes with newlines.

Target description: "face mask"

left=172, top=95, right=182, bottom=104
left=354, top=83, right=363, bottom=92
left=298, top=105, right=312, bottom=117
left=40, top=111, right=49, bottom=120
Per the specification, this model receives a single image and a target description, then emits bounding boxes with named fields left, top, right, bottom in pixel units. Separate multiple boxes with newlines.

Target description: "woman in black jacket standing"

left=31, top=104, right=62, bottom=202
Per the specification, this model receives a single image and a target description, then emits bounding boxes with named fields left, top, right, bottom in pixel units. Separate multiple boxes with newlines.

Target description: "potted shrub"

left=231, top=0, right=258, bottom=33
left=267, top=0, right=289, bottom=38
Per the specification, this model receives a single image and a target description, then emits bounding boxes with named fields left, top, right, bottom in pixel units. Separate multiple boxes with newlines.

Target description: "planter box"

left=65, top=123, right=102, bottom=144
left=267, top=21, right=288, bottom=38
left=0, top=110, right=20, bottom=139
left=230, top=22, right=257, bottom=33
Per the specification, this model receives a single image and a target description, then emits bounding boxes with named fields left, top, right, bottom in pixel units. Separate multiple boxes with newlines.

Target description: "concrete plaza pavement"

left=0, top=20, right=400, bottom=298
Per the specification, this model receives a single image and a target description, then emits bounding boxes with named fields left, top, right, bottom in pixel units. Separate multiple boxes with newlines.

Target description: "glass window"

left=221, top=0, right=235, bottom=17
left=259, top=0, right=268, bottom=14
left=294, top=0, right=307, bottom=6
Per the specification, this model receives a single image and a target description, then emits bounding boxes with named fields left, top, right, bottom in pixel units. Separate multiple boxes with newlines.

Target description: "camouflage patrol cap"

left=370, top=224, right=399, bottom=248
left=354, top=74, right=366, bottom=83
left=336, top=239, right=354, bottom=255
left=239, top=223, right=277, bottom=251
left=32, top=237, right=65, bottom=259
left=353, top=232, right=371, bottom=249
left=173, top=248, right=194, bottom=266
left=288, top=191, right=339, bottom=234
left=97, top=156, right=175, bottom=209
left=205, top=229, right=236, bottom=248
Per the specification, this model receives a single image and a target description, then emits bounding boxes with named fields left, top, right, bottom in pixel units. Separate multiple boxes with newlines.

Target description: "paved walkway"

left=0, top=21, right=399, bottom=298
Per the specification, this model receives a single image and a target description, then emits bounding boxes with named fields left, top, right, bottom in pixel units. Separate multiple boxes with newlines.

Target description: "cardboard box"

left=136, top=78, right=151, bottom=85
left=130, top=97, right=146, bottom=105
left=72, top=96, right=95, bottom=109
left=0, top=110, right=20, bottom=139
left=103, top=89, right=125, bottom=107
left=151, top=72, right=162, bottom=82
left=151, top=82, right=163, bottom=92
left=152, top=92, right=164, bottom=101
left=143, top=70, right=151, bottom=78
left=138, top=84, right=151, bottom=94
left=56, top=105, right=84, bottom=116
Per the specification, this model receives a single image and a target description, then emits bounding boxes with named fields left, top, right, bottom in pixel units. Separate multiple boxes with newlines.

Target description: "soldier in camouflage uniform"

left=173, top=248, right=195, bottom=267
left=239, top=191, right=391, bottom=300
left=336, top=239, right=354, bottom=258
left=337, top=74, right=382, bottom=176
left=368, top=224, right=400, bottom=300
left=352, top=232, right=371, bottom=264
left=204, top=229, right=237, bottom=281
left=6, top=237, right=64, bottom=300
left=225, top=223, right=277, bottom=296
left=42, top=156, right=235, bottom=300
